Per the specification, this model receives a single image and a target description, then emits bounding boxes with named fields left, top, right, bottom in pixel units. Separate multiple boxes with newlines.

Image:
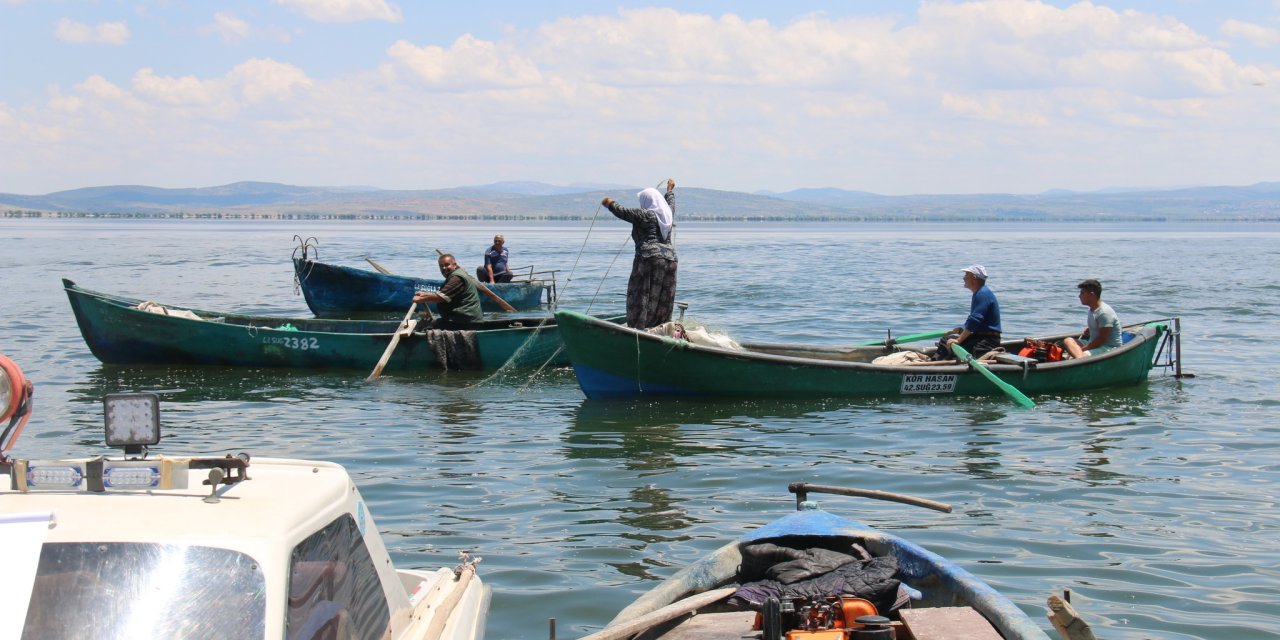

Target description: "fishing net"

left=425, top=330, right=480, bottom=370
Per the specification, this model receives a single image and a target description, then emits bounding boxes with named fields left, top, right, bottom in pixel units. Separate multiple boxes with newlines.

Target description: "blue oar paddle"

left=950, top=343, right=1035, bottom=408
left=859, top=329, right=949, bottom=347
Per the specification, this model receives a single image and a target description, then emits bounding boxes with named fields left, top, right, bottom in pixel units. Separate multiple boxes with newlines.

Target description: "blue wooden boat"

left=294, top=258, right=551, bottom=317
left=64, top=279, right=593, bottom=371
left=583, top=483, right=1057, bottom=640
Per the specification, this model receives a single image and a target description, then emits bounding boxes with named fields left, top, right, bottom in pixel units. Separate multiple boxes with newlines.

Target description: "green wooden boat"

left=555, top=309, right=1174, bottom=400
left=64, top=279, right=594, bottom=371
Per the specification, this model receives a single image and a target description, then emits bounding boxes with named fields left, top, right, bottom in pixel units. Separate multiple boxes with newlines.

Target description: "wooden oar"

left=950, top=343, right=1035, bottom=408
left=789, top=482, right=952, bottom=513
left=433, top=248, right=517, bottom=312
left=365, top=256, right=392, bottom=274
left=367, top=303, right=417, bottom=381
left=858, top=329, right=949, bottom=347
left=577, top=587, right=737, bottom=640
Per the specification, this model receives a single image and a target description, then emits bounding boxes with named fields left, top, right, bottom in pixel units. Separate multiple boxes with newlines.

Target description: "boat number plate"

left=901, top=373, right=957, bottom=394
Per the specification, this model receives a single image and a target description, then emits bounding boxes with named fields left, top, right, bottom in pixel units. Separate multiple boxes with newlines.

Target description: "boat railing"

left=1145, top=316, right=1191, bottom=378
left=506, top=266, right=559, bottom=305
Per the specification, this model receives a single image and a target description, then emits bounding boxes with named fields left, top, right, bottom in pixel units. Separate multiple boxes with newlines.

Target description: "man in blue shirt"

left=476, top=235, right=513, bottom=284
left=940, top=264, right=1002, bottom=359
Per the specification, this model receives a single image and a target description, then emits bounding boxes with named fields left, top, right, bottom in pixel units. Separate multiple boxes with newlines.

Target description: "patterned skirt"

left=626, top=255, right=678, bottom=329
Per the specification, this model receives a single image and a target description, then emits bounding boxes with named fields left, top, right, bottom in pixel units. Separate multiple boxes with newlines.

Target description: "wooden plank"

left=899, top=607, right=1003, bottom=640
left=1047, top=595, right=1097, bottom=640
left=579, top=588, right=737, bottom=640
left=637, top=611, right=756, bottom=640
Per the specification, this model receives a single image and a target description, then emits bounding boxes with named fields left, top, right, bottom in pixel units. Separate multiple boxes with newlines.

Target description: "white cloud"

left=205, top=12, right=252, bottom=43
left=1219, top=19, right=1280, bottom=47
left=939, top=92, right=1049, bottom=126
left=77, top=75, right=129, bottom=101
left=130, top=58, right=311, bottom=108
left=54, top=18, right=130, bottom=45
left=132, top=69, right=224, bottom=106
left=275, top=0, right=401, bottom=23
left=228, top=59, right=314, bottom=102
left=387, top=34, right=543, bottom=88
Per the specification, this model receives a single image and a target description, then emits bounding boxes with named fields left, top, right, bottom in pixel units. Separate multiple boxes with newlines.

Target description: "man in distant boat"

left=936, top=264, right=1002, bottom=360
left=1063, top=278, right=1122, bottom=358
left=476, top=235, right=514, bottom=284
left=414, top=254, right=483, bottom=326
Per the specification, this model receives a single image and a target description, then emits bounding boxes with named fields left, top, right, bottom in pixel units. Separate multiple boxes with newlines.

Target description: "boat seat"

left=898, top=606, right=1002, bottom=640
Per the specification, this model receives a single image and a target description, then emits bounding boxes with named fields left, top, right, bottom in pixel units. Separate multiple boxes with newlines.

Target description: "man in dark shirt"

left=413, top=254, right=483, bottom=326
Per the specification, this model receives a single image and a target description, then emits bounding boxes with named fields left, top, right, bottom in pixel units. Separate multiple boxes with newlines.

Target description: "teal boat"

left=555, top=309, right=1176, bottom=400
left=580, top=483, right=1068, bottom=640
left=64, top=279, right=593, bottom=371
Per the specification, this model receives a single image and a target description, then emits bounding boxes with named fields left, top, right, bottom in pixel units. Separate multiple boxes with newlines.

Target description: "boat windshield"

left=22, top=542, right=265, bottom=639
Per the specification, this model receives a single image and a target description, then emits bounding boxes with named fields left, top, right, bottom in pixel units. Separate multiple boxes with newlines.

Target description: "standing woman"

left=602, top=179, right=677, bottom=329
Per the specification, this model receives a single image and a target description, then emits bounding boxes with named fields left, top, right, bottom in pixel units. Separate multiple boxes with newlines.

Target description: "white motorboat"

left=0, top=353, right=489, bottom=639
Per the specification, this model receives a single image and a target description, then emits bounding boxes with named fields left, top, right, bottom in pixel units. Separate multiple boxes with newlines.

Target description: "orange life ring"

left=0, top=353, right=34, bottom=452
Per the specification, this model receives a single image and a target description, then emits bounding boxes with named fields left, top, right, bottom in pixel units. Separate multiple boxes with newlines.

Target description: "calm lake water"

left=2, top=218, right=1278, bottom=639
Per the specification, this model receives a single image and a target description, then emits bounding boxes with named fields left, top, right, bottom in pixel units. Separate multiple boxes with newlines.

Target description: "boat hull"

left=294, top=258, right=550, bottom=316
left=555, top=309, right=1165, bottom=400
left=64, top=279, right=574, bottom=371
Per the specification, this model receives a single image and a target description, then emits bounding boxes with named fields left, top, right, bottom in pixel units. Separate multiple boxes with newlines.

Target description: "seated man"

left=1063, top=278, right=1122, bottom=358
left=414, top=254, right=483, bottom=327
left=475, top=235, right=514, bottom=284
left=935, top=264, right=1002, bottom=360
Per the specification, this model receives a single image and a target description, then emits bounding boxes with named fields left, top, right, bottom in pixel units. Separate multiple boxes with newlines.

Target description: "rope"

left=291, top=235, right=319, bottom=296
left=562, top=203, right=604, bottom=292
left=585, top=235, right=633, bottom=315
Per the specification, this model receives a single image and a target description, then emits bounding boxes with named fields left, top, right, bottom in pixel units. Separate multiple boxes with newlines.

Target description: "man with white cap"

left=936, top=264, right=1002, bottom=360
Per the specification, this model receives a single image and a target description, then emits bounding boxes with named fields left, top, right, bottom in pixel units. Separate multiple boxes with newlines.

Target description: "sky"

left=1, top=1, right=1278, bottom=196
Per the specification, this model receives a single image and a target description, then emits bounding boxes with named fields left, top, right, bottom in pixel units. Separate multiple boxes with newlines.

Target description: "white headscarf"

left=637, top=187, right=673, bottom=241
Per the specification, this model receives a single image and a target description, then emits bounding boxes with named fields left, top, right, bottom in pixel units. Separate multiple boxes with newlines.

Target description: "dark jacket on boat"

left=728, top=541, right=906, bottom=615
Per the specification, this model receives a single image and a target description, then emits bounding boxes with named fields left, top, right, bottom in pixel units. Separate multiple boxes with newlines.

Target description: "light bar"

left=26, top=465, right=84, bottom=489
left=14, top=458, right=190, bottom=492
left=102, top=465, right=161, bottom=488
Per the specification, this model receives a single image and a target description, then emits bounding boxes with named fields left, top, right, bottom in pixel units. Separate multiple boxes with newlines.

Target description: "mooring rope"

left=291, top=235, right=319, bottom=296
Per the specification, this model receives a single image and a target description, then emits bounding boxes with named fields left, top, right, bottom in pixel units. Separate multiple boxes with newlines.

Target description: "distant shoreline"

left=5, top=209, right=1277, bottom=223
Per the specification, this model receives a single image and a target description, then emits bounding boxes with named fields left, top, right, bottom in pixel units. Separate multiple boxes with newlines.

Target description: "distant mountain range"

left=3, top=180, right=1278, bottom=221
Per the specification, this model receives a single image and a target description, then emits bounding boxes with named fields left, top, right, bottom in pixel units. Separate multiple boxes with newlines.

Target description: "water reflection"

left=76, top=364, right=359, bottom=404
left=565, top=398, right=848, bottom=467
